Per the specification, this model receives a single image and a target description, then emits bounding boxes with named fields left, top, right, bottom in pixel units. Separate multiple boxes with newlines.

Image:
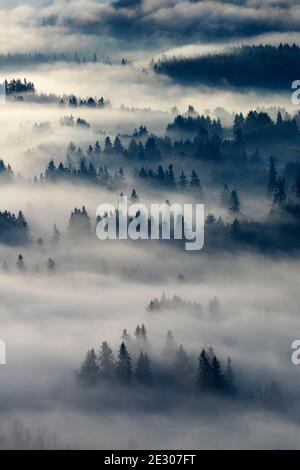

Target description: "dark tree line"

left=146, top=292, right=203, bottom=316
left=59, top=115, right=90, bottom=128
left=4, top=77, right=110, bottom=108
left=167, top=114, right=223, bottom=139
left=5, top=79, right=35, bottom=95
left=136, top=165, right=203, bottom=193
left=0, top=159, right=13, bottom=183
left=0, top=210, right=29, bottom=245
left=154, top=44, right=300, bottom=90
left=76, top=327, right=237, bottom=398
left=233, top=110, right=298, bottom=144
left=36, top=159, right=126, bottom=190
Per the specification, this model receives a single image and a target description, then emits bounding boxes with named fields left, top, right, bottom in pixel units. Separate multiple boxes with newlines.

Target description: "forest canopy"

left=153, top=45, right=300, bottom=90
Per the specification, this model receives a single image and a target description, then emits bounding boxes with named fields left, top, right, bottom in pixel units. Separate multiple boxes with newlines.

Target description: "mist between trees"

left=75, top=324, right=283, bottom=415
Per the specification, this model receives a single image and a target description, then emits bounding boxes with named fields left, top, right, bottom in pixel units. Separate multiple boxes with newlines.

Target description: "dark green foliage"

left=154, top=44, right=300, bottom=91
left=225, top=357, right=237, bottom=397
left=211, top=356, right=226, bottom=392
left=292, top=172, right=300, bottom=200
left=229, top=190, right=240, bottom=213
left=0, top=210, right=30, bottom=246
left=196, top=349, right=212, bottom=392
left=68, top=206, right=91, bottom=237
left=135, top=352, right=153, bottom=386
left=178, top=170, right=188, bottom=189
left=98, top=341, right=115, bottom=380
left=76, top=330, right=241, bottom=400
left=173, top=345, right=194, bottom=385
left=267, top=157, right=278, bottom=199
left=77, top=349, right=99, bottom=387
left=5, top=78, right=35, bottom=95
left=116, top=342, right=132, bottom=385
left=273, top=177, right=287, bottom=207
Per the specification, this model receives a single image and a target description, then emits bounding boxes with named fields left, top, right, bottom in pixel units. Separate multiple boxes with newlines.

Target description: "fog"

left=0, top=235, right=300, bottom=448
left=0, top=0, right=299, bottom=451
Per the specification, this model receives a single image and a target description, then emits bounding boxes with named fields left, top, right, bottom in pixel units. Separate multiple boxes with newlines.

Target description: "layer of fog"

left=0, top=232, right=300, bottom=448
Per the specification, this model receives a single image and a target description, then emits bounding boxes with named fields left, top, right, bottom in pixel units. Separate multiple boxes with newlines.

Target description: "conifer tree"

left=225, top=357, right=237, bottom=397
left=211, top=355, right=226, bottom=392
left=98, top=341, right=115, bottom=380
left=166, top=164, right=175, bottom=187
left=179, top=170, right=188, bottom=189
left=140, top=324, right=147, bottom=343
left=162, top=330, right=177, bottom=360
left=135, top=352, right=153, bottom=386
left=174, top=345, right=194, bottom=383
left=292, top=172, right=300, bottom=200
left=190, top=170, right=203, bottom=196
left=77, top=349, right=99, bottom=386
left=273, top=177, right=287, bottom=207
left=135, top=325, right=141, bottom=340
left=196, top=349, right=212, bottom=391
left=116, top=342, right=132, bottom=385
left=229, top=190, right=240, bottom=213
left=128, top=139, right=139, bottom=160
left=267, top=156, right=277, bottom=199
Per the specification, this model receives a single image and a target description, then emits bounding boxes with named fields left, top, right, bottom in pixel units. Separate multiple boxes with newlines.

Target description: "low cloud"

left=0, top=0, right=299, bottom=54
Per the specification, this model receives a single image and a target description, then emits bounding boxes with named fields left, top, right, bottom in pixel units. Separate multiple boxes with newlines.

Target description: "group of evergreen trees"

left=3, top=77, right=110, bottom=108
left=68, top=206, right=92, bottom=238
left=2, top=254, right=56, bottom=273
left=66, top=95, right=108, bottom=109
left=219, top=185, right=241, bottom=214
left=36, top=159, right=126, bottom=190
left=0, top=159, right=13, bottom=183
left=267, top=156, right=300, bottom=209
left=59, top=115, right=90, bottom=128
left=0, top=210, right=29, bottom=245
left=5, top=79, right=35, bottom=95
left=233, top=110, right=298, bottom=143
left=77, top=326, right=237, bottom=397
left=146, top=293, right=203, bottom=316
left=136, top=165, right=203, bottom=193
left=154, top=44, right=300, bottom=90
left=167, top=114, right=223, bottom=139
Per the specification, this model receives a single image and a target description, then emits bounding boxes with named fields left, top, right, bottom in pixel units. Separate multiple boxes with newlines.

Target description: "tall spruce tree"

left=179, top=170, right=188, bottom=189
left=135, top=352, right=153, bottom=386
left=174, top=345, right=194, bottom=383
left=211, top=355, right=226, bottom=392
left=116, top=342, right=132, bottom=385
left=292, top=172, right=300, bottom=200
left=267, top=156, right=278, bottom=199
left=225, top=357, right=237, bottom=397
left=77, top=349, right=99, bottom=386
left=196, top=349, right=212, bottom=391
left=273, top=177, right=287, bottom=207
left=229, top=190, right=240, bottom=213
left=163, top=330, right=177, bottom=360
left=98, top=341, right=115, bottom=380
